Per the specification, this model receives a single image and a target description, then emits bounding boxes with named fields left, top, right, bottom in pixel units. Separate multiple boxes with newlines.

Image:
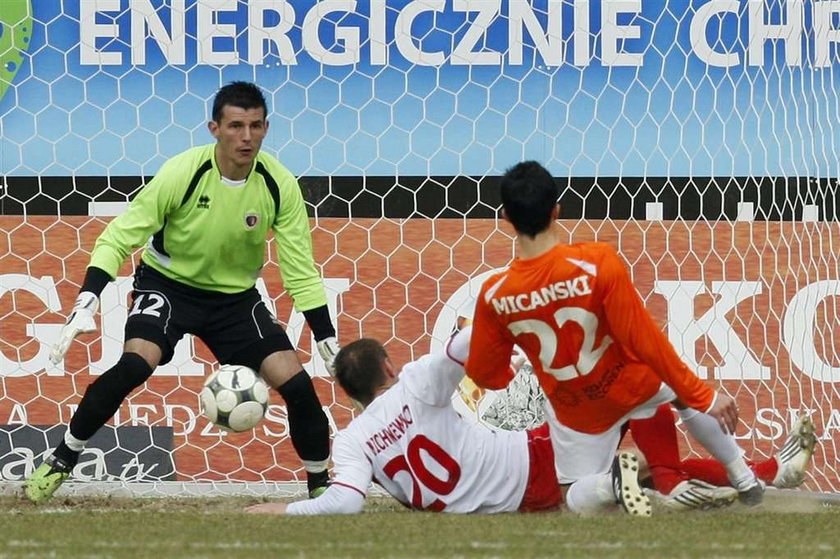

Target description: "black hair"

left=211, top=81, right=268, bottom=122
left=499, top=161, right=560, bottom=237
left=334, top=339, right=389, bottom=407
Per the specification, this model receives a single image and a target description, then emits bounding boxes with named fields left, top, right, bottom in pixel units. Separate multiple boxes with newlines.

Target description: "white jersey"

left=327, top=348, right=529, bottom=514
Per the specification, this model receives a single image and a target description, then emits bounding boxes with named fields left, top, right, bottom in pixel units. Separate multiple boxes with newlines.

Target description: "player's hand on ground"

left=317, top=336, right=340, bottom=376
left=244, top=502, right=288, bottom=515
left=707, top=392, right=739, bottom=435
left=49, top=291, right=99, bottom=364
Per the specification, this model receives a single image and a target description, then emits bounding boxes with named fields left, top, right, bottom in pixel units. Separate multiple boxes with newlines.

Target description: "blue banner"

left=1, top=0, right=838, bottom=178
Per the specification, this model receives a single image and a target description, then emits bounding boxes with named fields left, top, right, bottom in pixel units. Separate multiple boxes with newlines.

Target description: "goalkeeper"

left=24, top=81, right=339, bottom=503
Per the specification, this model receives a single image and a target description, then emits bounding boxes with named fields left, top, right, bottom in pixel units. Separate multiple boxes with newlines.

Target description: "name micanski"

left=491, top=275, right=592, bottom=315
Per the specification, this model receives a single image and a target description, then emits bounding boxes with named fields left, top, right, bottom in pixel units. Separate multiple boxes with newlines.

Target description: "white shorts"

left=548, top=383, right=677, bottom=484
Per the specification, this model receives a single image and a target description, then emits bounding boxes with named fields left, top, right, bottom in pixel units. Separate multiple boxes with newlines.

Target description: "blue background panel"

left=1, top=0, right=838, bottom=179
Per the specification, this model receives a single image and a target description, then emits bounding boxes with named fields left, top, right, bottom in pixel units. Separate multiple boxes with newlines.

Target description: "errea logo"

left=197, top=195, right=210, bottom=209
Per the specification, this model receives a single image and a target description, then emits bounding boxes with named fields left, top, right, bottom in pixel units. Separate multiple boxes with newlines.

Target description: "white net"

left=1, top=1, right=839, bottom=496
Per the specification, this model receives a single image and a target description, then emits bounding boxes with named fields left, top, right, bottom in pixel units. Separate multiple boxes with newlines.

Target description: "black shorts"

left=125, top=264, right=293, bottom=369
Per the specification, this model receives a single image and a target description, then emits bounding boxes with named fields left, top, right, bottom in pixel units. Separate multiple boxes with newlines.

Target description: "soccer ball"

left=200, top=364, right=270, bottom=432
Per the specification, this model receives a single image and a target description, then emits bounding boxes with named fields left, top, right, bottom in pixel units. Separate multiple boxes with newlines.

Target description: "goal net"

left=1, top=1, right=838, bottom=497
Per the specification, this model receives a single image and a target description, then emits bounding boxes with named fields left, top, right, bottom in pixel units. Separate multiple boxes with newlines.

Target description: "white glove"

left=316, top=336, right=340, bottom=377
left=316, top=336, right=365, bottom=411
left=49, top=292, right=99, bottom=364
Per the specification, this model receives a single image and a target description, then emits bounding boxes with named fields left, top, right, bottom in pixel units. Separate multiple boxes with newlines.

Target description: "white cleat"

left=612, top=452, right=652, bottom=517
left=660, top=479, right=738, bottom=511
left=773, top=414, right=818, bottom=489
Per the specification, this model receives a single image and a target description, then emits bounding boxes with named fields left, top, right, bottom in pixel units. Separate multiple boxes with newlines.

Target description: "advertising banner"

left=2, top=1, right=839, bottom=179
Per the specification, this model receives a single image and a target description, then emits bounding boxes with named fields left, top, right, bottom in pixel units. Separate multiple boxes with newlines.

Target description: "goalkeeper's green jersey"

left=89, top=144, right=327, bottom=310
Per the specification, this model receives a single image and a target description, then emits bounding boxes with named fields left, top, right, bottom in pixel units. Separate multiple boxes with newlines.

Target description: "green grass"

left=0, top=495, right=838, bottom=558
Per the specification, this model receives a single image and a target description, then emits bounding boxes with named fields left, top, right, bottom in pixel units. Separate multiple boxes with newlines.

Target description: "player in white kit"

left=246, top=326, right=647, bottom=516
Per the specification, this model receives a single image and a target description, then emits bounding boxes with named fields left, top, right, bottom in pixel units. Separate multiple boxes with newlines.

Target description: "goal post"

left=1, top=1, right=838, bottom=496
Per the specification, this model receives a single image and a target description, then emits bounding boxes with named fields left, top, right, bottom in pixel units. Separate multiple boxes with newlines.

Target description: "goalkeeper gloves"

left=316, top=336, right=366, bottom=411
left=316, top=336, right=340, bottom=377
left=49, top=291, right=99, bottom=364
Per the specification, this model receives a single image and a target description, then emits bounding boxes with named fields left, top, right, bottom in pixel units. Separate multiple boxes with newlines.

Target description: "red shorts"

left=518, top=423, right=563, bottom=512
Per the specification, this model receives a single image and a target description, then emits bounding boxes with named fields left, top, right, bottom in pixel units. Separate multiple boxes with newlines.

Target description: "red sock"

left=629, top=404, right=687, bottom=494
left=749, top=458, right=778, bottom=485
left=681, top=457, right=779, bottom=487
left=680, top=458, right=729, bottom=486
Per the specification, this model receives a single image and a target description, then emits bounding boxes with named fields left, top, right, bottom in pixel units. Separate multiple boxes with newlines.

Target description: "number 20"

left=383, top=435, right=461, bottom=511
left=508, top=307, right=612, bottom=381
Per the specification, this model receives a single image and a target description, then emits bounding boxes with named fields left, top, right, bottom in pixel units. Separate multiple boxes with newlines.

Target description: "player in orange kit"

left=465, top=161, right=764, bottom=514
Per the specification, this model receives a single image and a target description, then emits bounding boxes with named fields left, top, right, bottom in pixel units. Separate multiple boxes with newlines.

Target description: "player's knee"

left=123, top=338, right=164, bottom=368
left=85, top=353, right=155, bottom=405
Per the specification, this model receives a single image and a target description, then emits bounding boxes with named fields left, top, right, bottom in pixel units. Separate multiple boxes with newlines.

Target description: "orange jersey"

left=465, top=242, right=714, bottom=434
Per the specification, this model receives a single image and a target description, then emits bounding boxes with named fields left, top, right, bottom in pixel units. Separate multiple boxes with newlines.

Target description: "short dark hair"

left=212, top=81, right=268, bottom=122
left=334, top=339, right=389, bottom=407
left=500, top=161, right=559, bottom=237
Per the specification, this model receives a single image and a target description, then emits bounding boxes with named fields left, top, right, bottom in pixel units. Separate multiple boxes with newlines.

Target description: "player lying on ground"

left=629, top=403, right=818, bottom=509
left=465, top=161, right=764, bottom=514
left=458, top=359, right=817, bottom=510
left=245, top=326, right=650, bottom=516
left=25, top=81, right=339, bottom=503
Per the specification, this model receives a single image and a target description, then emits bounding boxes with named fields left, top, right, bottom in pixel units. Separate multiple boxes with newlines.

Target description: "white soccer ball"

left=200, top=364, right=270, bottom=432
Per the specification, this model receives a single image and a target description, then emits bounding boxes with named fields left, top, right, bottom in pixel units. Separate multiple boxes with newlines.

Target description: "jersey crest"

left=244, top=213, right=260, bottom=229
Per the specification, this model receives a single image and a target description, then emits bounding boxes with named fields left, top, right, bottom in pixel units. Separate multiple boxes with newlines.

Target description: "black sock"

left=277, top=371, right=330, bottom=467
left=307, top=469, right=330, bottom=492
left=68, top=353, right=154, bottom=441
left=52, top=441, right=80, bottom=468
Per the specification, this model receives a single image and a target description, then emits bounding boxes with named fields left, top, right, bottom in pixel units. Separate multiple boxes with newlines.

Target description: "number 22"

left=508, top=307, right=612, bottom=381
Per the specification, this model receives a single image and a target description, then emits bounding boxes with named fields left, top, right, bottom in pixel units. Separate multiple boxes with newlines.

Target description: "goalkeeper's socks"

left=51, top=441, right=81, bottom=470
left=306, top=469, right=330, bottom=496
left=49, top=427, right=87, bottom=468
left=278, top=371, right=330, bottom=466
